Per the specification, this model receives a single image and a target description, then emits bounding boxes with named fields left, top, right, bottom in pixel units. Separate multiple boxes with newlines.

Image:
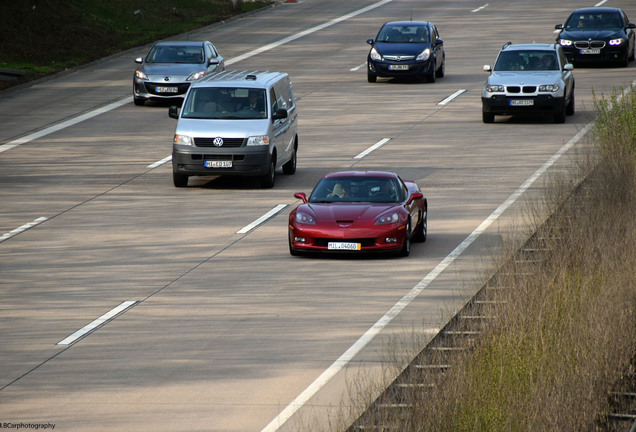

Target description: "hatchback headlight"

left=370, top=47, right=382, bottom=61
left=295, top=212, right=316, bottom=225
left=416, top=48, right=431, bottom=61
left=609, top=38, right=625, bottom=46
left=174, top=134, right=193, bottom=146
left=186, top=71, right=206, bottom=81
left=486, top=84, right=505, bottom=93
left=246, top=136, right=269, bottom=146
left=375, top=212, right=399, bottom=225
left=135, top=70, right=148, bottom=80
left=539, top=84, right=559, bottom=92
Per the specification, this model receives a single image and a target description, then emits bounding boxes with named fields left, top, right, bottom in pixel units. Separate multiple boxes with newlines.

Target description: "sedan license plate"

left=509, top=99, right=534, bottom=106
left=580, top=49, right=601, bottom=55
left=389, top=64, right=409, bottom=71
left=156, top=86, right=179, bottom=93
left=205, top=160, right=232, bottom=168
left=328, top=242, right=361, bottom=251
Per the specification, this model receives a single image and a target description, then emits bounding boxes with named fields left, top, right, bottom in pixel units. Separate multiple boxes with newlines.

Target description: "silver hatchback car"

left=133, top=40, right=224, bottom=106
left=482, top=43, right=575, bottom=123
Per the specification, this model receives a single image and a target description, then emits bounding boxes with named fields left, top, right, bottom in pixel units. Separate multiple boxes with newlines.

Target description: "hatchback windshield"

left=494, top=50, right=559, bottom=71
left=309, top=176, right=404, bottom=203
left=376, top=25, right=430, bottom=43
left=181, top=87, right=267, bottom=119
left=565, top=11, right=622, bottom=29
left=146, top=45, right=204, bottom=64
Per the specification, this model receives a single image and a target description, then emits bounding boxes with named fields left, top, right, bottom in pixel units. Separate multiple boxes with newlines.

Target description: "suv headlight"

left=375, top=212, right=399, bottom=225
left=559, top=39, right=573, bottom=47
left=186, top=71, right=206, bottom=81
left=135, top=70, right=148, bottom=80
left=416, top=48, right=431, bottom=61
left=609, top=38, right=625, bottom=46
left=486, top=84, right=505, bottom=93
left=174, top=134, right=193, bottom=146
left=539, top=84, right=560, bottom=92
left=246, top=136, right=269, bottom=146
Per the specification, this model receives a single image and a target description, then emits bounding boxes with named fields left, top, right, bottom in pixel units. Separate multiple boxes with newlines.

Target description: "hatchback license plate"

left=580, top=49, right=601, bottom=55
left=156, top=86, right=179, bottom=93
left=328, top=242, right=361, bottom=251
left=389, top=64, right=409, bottom=71
left=205, top=161, right=232, bottom=168
left=510, top=99, right=534, bottom=106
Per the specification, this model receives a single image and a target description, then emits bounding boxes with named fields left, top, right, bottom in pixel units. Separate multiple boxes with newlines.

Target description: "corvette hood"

left=560, top=29, right=623, bottom=40
left=305, top=203, right=395, bottom=222
left=373, top=41, right=431, bottom=57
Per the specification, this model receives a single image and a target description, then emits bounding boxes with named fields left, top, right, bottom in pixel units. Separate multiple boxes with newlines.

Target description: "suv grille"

left=194, top=137, right=245, bottom=147
left=507, top=86, right=537, bottom=93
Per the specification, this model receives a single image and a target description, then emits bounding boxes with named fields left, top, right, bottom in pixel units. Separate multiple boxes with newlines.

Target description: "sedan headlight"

left=539, top=84, right=560, bottom=92
left=609, top=38, right=625, bottom=46
left=486, top=84, right=505, bottom=93
left=295, top=212, right=316, bottom=225
left=246, top=136, right=269, bottom=146
left=375, top=212, right=399, bottom=225
left=135, top=70, right=148, bottom=80
left=370, top=47, right=382, bottom=61
left=174, top=134, right=193, bottom=146
left=187, top=71, right=206, bottom=81
left=559, top=39, right=573, bottom=47
left=416, top=48, right=431, bottom=61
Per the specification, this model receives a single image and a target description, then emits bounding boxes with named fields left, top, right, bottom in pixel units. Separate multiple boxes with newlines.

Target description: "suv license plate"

left=205, top=161, right=232, bottom=168
left=156, top=86, right=179, bottom=93
left=389, top=64, right=409, bottom=70
left=328, top=242, right=361, bottom=251
left=580, top=49, right=601, bottom=55
left=510, top=99, right=534, bottom=106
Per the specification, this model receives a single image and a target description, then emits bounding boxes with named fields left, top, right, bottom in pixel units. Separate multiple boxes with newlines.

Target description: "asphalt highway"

left=1, top=0, right=635, bottom=431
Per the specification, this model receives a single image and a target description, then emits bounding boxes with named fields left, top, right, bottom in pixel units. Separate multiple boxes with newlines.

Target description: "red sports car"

left=288, top=171, right=427, bottom=256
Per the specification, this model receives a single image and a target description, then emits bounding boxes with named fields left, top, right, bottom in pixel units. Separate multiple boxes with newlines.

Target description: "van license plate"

left=328, top=242, right=361, bottom=251
left=510, top=99, right=534, bottom=106
left=156, top=86, right=178, bottom=93
left=205, top=161, right=232, bottom=168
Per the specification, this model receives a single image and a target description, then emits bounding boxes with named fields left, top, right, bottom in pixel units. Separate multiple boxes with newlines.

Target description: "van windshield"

left=182, top=87, right=267, bottom=119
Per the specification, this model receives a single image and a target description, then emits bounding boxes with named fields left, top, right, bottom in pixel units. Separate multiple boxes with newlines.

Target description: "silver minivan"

left=169, top=70, right=298, bottom=188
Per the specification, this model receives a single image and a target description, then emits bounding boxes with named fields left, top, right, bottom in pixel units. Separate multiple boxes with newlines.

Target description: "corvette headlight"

left=174, top=134, right=193, bottom=146
left=416, top=48, right=431, bottom=61
left=187, top=71, right=206, bottom=81
left=370, top=47, right=382, bottom=61
left=539, top=84, right=559, bottom=92
left=559, top=39, right=573, bottom=46
left=246, top=136, right=269, bottom=146
left=375, top=212, right=399, bottom=225
left=609, top=38, right=625, bottom=46
left=295, top=212, right=316, bottom=225
left=486, top=84, right=505, bottom=93
left=135, top=70, right=148, bottom=80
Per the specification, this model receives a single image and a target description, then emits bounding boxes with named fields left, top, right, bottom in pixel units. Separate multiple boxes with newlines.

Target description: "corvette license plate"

left=156, top=86, right=178, bottom=93
left=205, top=160, right=232, bottom=168
left=580, top=49, right=600, bottom=55
left=510, top=99, right=534, bottom=106
left=328, top=242, right=361, bottom=251
left=389, top=64, right=409, bottom=70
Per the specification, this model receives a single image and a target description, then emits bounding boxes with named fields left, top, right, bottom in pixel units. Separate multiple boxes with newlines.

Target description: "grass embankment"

left=0, top=0, right=271, bottom=90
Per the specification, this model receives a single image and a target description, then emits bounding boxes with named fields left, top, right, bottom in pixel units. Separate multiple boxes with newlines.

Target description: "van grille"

left=194, top=137, right=245, bottom=147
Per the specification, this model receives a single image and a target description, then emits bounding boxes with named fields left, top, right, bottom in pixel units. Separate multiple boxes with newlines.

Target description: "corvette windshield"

left=376, top=25, right=429, bottom=43
left=181, top=87, right=267, bottom=119
left=309, top=176, right=403, bottom=203
left=565, top=12, right=622, bottom=29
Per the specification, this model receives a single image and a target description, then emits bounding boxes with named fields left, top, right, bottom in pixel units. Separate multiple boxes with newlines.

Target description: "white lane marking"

left=595, top=0, right=608, bottom=6
left=237, top=204, right=288, bottom=234
left=0, top=98, right=132, bottom=154
left=147, top=155, right=172, bottom=168
left=471, top=3, right=489, bottom=13
left=57, top=301, right=137, bottom=346
left=354, top=138, right=391, bottom=159
left=0, top=217, right=48, bottom=243
left=350, top=62, right=367, bottom=72
left=260, top=122, right=596, bottom=432
left=438, top=89, right=467, bottom=105
left=227, top=0, right=393, bottom=66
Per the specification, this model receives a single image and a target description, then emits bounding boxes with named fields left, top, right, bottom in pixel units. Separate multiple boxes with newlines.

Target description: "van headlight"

left=247, top=136, right=269, bottom=146
left=174, top=134, right=193, bottom=146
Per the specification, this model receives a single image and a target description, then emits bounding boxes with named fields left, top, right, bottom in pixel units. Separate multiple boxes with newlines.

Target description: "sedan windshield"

left=494, top=50, right=559, bottom=71
left=309, top=177, right=404, bottom=203
left=181, top=87, right=267, bottom=119
left=376, top=25, right=429, bottom=43
left=565, top=11, right=622, bottom=29
left=146, top=45, right=204, bottom=64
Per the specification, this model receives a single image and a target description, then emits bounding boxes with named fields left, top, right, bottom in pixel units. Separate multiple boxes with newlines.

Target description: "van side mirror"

left=169, top=105, right=180, bottom=119
left=272, top=108, right=288, bottom=121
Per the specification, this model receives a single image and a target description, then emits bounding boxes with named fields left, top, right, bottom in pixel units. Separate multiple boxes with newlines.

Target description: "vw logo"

left=213, top=137, right=224, bottom=147
left=163, top=76, right=171, bottom=81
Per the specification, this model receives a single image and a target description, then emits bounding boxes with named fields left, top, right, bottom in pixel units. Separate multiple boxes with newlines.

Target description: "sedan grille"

left=506, top=86, right=537, bottom=93
left=574, top=40, right=606, bottom=49
left=194, top=137, right=245, bottom=147
left=383, top=55, right=415, bottom=61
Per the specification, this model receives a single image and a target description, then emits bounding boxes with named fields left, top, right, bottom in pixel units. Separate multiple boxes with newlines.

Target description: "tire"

left=367, top=73, right=377, bottom=83
left=413, top=207, right=427, bottom=243
left=426, top=71, right=436, bottom=83
left=399, top=220, right=411, bottom=257
left=260, top=157, right=275, bottom=188
left=435, top=58, right=445, bottom=78
left=566, top=91, right=575, bottom=116
left=173, top=173, right=188, bottom=188
left=553, top=104, right=566, bottom=123
left=289, top=238, right=300, bottom=256
left=629, top=43, right=635, bottom=61
left=133, top=97, right=145, bottom=106
left=482, top=110, right=495, bottom=123
left=282, top=146, right=296, bottom=175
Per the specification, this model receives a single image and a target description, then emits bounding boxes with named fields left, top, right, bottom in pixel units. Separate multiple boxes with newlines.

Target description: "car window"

left=147, top=45, right=204, bottom=64
left=181, top=87, right=267, bottom=119
left=494, top=50, right=559, bottom=71
left=377, top=25, right=429, bottom=43
left=565, top=12, right=623, bottom=29
left=309, top=177, right=402, bottom=203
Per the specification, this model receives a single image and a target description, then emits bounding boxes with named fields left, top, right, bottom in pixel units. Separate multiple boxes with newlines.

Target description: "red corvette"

left=288, top=171, right=427, bottom=257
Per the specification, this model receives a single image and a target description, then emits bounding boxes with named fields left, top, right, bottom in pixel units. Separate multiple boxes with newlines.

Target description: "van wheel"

left=173, top=173, right=188, bottom=187
left=282, top=147, right=296, bottom=175
left=260, top=158, right=276, bottom=188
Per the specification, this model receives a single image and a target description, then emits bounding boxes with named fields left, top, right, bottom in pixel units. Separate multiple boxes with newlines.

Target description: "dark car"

left=366, top=21, right=445, bottom=83
left=555, top=7, right=635, bottom=66
left=288, top=171, right=427, bottom=257
left=133, top=40, right=224, bottom=105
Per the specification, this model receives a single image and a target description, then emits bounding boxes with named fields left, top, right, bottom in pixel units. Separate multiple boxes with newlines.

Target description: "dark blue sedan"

left=366, top=21, right=445, bottom=83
